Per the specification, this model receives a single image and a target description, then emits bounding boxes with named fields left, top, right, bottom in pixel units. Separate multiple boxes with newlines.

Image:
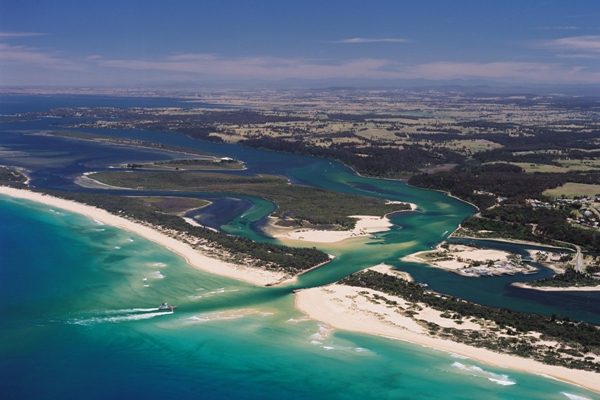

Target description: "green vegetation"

left=41, top=190, right=331, bottom=276
left=530, top=267, right=600, bottom=288
left=127, top=196, right=210, bottom=214
left=0, top=167, right=27, bottom=187
left=46, top=130, right=214, bottom=157
left=147, top=158, right=244, bottom=170
left=240, top=137, right=464, bottom=178
left=88, top=170, right=410, bottom=229
left=544, top=183, right=600, bottom=199
left=341, top=270, right=600, bottom=372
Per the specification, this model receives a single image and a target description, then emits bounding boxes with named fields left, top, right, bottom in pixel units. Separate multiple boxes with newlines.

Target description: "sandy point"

left=0, top=186, right=286, bottom=286
left=295, top=284, right=600, bottom=394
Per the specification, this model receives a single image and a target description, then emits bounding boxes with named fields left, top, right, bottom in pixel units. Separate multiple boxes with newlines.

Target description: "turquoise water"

left=1, top=196, right=599, bottom=399
left=1, top=95, right=599, bottom=398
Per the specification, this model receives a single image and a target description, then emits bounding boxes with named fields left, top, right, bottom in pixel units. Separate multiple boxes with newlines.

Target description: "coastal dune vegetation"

left=88, top=170, right=411, bottom=229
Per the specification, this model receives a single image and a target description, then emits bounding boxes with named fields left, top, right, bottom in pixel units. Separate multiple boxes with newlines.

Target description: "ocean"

left=0, top=94, right=598, bottom=399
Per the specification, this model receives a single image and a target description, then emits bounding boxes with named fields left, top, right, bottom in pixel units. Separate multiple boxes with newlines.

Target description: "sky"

left=1, top=0, right=599, bottom=87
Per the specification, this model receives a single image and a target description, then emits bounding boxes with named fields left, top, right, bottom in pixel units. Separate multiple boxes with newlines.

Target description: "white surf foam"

left=309, top=324, right=333, bottom=341
left=48, top=209, right=66, bottom=216
left=451, top=362, right=516, bottom=386
left=70, top=311, right=173, bottom=325
left=149, top=271, right=164, bottom=279
left=562, top=393, right=591, bottom=400
left=152, top=262, right=167, bottom=268
left=187, top=288, right=238, bottom=300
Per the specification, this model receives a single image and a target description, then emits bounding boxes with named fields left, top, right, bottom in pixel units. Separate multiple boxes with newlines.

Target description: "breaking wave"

left=562, top=394, right=591, bottom=400
left=451, top=362, right=516, bottom=386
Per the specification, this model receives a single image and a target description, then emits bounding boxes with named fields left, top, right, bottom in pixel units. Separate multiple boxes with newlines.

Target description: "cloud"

left=0, top=43, right=84, bottom=70
left=98, top=54, right=391, bottom=79
left=404, top=61, right=600, bottom=83
left=96, top=53, right=600, bottom=83
left=536, top=35, right=600, bottom=53
left=536, top=26, right=579, bottom=30
left=332, top=38, right=409, bottom=44
left=0, top=32, right=47, bottom=38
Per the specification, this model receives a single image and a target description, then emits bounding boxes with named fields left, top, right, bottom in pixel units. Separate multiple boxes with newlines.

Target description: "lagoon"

left=1, top=95, right=598, bottom=399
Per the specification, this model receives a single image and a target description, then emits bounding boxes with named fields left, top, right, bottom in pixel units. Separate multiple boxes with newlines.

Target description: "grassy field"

left=544, top=183, right=600, bottom=198
left=490, top=161, right=600, bottom=174
left=145, top=159, right=244, bottom=170
left=557, top=159, right=600, bottom=170
left=89, top=171, right=410, bottom=228
left=509, top=162, right=571, bottom=173
left=129, top=196, right=210, bottom=214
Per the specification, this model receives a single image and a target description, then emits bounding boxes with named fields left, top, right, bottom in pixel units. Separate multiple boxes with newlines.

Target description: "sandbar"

left=273, top=215, right=395, bottom=243
left=512, top=282, right=600, bottom=292
left=0, top=186, right=286, bottom=286
left=296, top=284, right=600, bottom=393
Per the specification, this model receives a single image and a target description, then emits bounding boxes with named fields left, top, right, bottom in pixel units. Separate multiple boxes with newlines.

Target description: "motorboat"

left=158, top=302, right=177, bottom=311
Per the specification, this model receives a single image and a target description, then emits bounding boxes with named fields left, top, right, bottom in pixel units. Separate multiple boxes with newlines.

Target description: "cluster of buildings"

left=461, top=260, right=532, bottom=277
left=527, top=197, right=600, bottom=229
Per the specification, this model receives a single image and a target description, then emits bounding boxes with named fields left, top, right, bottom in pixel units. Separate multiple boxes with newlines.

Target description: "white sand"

left=296, top=284, right=600, bottom=394
left=274, top=215, right=393, bottom=243
left=367, top=263, right=413, bottom=281
left=0, top=187, right=286, bottom=286
left=512, top=282, right=600, bottom=292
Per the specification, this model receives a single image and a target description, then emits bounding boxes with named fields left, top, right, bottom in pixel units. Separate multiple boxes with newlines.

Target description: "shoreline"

left=401, top=243, right=538, bottom=277
left=295, top=284, right=600, bottom=394
left=512, top=282, right=600, bottom=292
left=267, top=204, right=417, bottom=244
left=0, top=186, right=286, bottom=286
left=447, top=234, right=574, bottom=252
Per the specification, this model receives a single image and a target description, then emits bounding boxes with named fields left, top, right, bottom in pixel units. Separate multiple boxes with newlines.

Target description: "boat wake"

left=68, top=308, right=173, bottom=325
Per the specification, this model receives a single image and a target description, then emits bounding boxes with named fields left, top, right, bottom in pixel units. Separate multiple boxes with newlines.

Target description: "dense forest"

left=530, top=267, right=600, bottom=288
left=0, top=167, right=27, bottom=187
left=409, top=163, right=600, bottom=208
left=240, top=137, right=464, bottom=177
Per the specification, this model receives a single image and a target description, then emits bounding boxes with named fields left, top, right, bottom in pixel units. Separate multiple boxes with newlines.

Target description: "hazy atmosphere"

left=1, top=0, right=600, bottom=87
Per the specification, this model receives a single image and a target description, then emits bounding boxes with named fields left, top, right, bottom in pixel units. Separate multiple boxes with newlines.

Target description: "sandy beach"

left=273, top=215, right=393, bottom=243
left=266, top=203, right=416, bottom=244
left=0, top=187, right=286, bottom=286
left=512, top=282, right=600, bottom=292
left=296, top=284, right=600, bottom=394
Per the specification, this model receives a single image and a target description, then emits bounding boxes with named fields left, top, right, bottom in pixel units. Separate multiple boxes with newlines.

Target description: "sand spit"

left=0, top=187, right=285, bottom=286
left=295, top=284, right=600, bottom=394
left=273, top=215, right=394, bottom=243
